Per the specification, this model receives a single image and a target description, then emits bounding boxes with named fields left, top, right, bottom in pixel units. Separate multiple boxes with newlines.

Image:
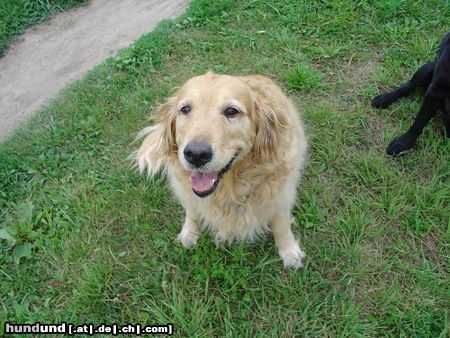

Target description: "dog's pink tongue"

left=190, top=171, right=218, bottom=192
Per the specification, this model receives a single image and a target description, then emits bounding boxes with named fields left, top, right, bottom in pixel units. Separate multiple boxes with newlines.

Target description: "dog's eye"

left=223, top=107, right=240, bottom=118
left=180, top=105, right=191, bottom=115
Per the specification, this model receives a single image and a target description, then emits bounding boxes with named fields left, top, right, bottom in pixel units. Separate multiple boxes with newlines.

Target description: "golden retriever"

left=135, top=72, right=308, bottom=268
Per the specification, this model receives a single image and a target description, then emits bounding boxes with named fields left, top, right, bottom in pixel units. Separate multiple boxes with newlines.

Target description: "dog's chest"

left=195, top=181, right=277, bottom=240
left=169, top=164, right=286, bottom=241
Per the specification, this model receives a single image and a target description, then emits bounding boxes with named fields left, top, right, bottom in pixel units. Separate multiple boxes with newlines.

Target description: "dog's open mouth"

left=189, top=152, right=238, bottom=198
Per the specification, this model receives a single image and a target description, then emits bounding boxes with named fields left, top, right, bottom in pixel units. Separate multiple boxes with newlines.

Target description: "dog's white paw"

left=278, top=242, right=305, bottom=269
left=177, top=228, right=198, bottom=248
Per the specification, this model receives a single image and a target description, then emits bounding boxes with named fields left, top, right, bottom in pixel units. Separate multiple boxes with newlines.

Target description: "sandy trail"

left=0, top=0, right=189, bottom=141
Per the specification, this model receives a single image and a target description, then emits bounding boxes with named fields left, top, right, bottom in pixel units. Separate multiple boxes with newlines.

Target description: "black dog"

left=372, top=32, right=450, bottom=156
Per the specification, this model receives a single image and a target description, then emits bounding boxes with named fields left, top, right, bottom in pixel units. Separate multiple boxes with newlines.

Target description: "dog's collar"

left=218, top=151, right=239, bottom=179
left=235, top=190, right=252, bottom=215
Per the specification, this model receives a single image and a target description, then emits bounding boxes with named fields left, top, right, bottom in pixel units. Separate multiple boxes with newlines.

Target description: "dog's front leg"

left=271, top=211, right=305, bottom=269
left=443, top=98, right=450, bottom=138
left=387, top=90, right=439, bottom=156
left=371, top=61, right=436, bottom=109
left=177, top=211, right=200, bottom=248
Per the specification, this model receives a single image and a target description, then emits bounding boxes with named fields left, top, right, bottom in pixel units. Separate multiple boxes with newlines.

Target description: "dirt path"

left=0, top=0, right=189, bottom=141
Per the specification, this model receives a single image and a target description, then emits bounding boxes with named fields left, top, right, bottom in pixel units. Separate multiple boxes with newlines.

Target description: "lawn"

left=1, top=0, right=449, bottom=336
left=0, top=0, right=88, bottom=57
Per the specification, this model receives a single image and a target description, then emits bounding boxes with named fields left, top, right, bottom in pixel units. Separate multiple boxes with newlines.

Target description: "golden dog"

left=135, top=72, right=308, bottom=268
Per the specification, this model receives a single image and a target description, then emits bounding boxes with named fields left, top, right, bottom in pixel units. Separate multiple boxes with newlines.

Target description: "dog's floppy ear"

left=135, top=95, right=177, bottom=176
left=252, top=95, right=286, bottom=163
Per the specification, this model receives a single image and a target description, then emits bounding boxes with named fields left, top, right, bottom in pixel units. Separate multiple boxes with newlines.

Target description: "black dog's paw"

left=372, top=93, right=397, bottom=108
left=386, top=133, right=417, bottom=156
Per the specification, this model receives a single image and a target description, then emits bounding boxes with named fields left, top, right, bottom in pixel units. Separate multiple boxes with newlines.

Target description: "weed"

left=284, top=64, right=323, bottom=91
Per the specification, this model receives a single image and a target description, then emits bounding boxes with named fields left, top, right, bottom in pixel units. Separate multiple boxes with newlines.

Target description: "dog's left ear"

left=252, top=94, right=287, bottom=163
left=135, top=95, right=177, bottom=176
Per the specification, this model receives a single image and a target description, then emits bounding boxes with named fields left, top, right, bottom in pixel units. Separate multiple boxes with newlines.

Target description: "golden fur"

left=135, top=72, right=308, bottom=268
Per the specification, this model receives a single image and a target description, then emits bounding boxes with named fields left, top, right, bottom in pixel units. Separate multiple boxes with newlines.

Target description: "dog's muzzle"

left=189, top=151, right=239, bottom=198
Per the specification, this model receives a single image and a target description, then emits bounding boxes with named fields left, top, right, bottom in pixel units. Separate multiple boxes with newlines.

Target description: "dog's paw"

left=386, top=134, right=416, bottom=156
left=177, top=228, right=199, bottom=248
left=371, top=93, right=396, bottom=108
left=278, top=242, right=305, bottom=269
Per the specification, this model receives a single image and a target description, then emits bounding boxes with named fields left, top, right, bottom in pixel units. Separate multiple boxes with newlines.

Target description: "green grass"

left=0, top=0, right=88, bottom=57
left=1, top=0, right=449, bottom=336
left=285, top=64, right=323, bottom=91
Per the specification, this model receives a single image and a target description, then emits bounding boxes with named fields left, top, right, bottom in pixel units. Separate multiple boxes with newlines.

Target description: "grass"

left=285, top=64, right=323, bottom=91
left=0, top=0, right=88, bottom=57
left=1, top=0, right=449, bottom=336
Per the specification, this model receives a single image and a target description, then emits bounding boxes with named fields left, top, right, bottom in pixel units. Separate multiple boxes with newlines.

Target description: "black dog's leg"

left=443, top=98, right=450, bottom=138
left=372, top=61, right=436, bottom=108
left=386, top=90, right=439, bottom=156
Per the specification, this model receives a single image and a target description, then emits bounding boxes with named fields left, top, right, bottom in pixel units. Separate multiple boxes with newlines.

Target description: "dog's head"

left=136, top=72, right=283, bottom=198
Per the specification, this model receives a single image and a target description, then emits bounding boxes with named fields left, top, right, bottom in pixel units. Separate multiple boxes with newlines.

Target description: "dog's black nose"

left=183, top=142, right=213, bottom=167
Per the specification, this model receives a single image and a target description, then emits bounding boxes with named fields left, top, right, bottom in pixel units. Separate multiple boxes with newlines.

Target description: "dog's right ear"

left=134, top=95, right=177, bottom=176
